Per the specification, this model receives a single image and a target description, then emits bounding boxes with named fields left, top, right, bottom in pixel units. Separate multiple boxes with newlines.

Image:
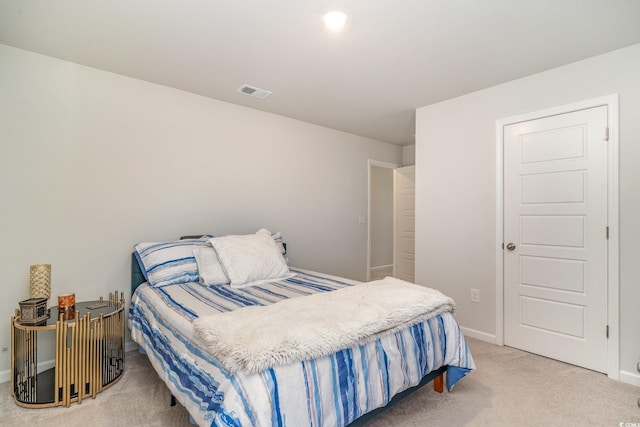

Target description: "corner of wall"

left=402, top=144, right=415, bottom=166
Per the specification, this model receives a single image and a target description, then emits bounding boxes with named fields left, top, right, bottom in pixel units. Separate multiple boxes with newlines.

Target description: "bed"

left=128, top=232, right=475, bottom=426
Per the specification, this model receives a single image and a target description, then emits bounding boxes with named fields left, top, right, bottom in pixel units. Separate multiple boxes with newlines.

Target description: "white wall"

left=402, top=144, right=415, bottom=166
left=370, top=166, right=393, bottom=268
left=0, top=44, right=401, bottom=375
left=415, top=43, right=640, bottom=382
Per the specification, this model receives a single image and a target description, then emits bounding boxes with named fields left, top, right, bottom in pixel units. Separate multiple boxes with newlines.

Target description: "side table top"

left=15, top=300, right=122, bottom=327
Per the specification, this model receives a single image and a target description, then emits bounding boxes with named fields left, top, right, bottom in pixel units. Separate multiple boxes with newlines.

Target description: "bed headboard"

left=131, top=252, right=146, bottom=295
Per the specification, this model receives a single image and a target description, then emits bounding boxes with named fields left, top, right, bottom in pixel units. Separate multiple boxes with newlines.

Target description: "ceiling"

left=2, top=1, right=640, bottom=146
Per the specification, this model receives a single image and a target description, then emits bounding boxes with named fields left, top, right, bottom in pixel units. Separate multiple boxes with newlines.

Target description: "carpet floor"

left=1, top=337, right=639, bottom=426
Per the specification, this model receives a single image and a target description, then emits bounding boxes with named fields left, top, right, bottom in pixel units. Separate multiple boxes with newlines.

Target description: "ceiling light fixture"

left=323, top=11, right=347, bottom=31
left=236, top=84, right=272, bottom=99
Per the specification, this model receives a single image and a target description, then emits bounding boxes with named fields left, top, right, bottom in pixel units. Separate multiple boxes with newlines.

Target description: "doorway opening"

left=367, top=160, right=398, bottom=281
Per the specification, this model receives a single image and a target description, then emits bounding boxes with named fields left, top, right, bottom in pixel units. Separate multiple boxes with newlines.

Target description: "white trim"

left=619, top=370, right=640, bottom=387
left=0, top=358, right=56, bottom=384
left=370, top=264, right=393, bottom=272
left=606, top=96, right=620, bottom=380
left=125, top=339, right=139, bottom=353
left=367, top=159, right=399, bottom=281
left=369, top=264, right=393, bottom=280
left=495, top=94, right=620, bottom=380
left=459, top=326, right=497, bottom=344
left=495, top=120, right=505, bottom=346
left=1, top=340, right=142, bottom=385
left=4, top=345, right=631, bottom=387
left=0, top=342, right=141, bottom=384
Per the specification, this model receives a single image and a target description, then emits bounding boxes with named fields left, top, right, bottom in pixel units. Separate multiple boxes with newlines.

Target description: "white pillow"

left=209, top=229, right=294, bottom=288
left=193, top=246, right=230, bottom=286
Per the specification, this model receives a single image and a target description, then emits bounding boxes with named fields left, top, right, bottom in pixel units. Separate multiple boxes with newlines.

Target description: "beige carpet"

left=1, top=338, right=639, bottom=426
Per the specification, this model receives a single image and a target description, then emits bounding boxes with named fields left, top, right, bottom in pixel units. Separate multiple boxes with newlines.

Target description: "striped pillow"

left=134, top=236, right=212, bottom=287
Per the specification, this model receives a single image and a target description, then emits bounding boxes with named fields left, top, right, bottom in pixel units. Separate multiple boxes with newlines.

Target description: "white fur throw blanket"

left=193, top=277, right=455, bottom=374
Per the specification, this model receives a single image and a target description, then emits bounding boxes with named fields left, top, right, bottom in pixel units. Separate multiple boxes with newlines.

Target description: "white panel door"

left=393, top=166, right=415, bottom=283
left=504, top=106, right=608, bottom=372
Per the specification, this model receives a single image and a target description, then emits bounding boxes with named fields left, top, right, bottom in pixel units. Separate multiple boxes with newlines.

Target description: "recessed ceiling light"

left=323, top=11, right=347, bottom=31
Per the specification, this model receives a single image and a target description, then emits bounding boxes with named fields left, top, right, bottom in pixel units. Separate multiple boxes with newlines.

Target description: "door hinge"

left=606, top=325, right=609, bottom=338
left=605, top=127, right=609, bottom=141
left=606, top=226, right=609, bottom=240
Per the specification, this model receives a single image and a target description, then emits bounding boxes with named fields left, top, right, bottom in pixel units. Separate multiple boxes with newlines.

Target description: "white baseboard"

left=3, top=344, right=638, bottom=389
left=369, top=265, right=393, bottom=280
left=619, top=370, right=640, bottom=387
left=370, top=264, right=393, bottom=272
left=0, top=359, right=56, bottom=384
left=0, top=343, right=139, bottom=384
left=459, top=326, right=497, bottom=344
left=125, top=339, right=138, bottom=353
left=459, top=328, right=640, bottom=387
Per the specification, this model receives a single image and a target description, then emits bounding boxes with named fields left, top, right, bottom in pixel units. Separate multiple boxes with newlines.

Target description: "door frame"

left=494, top=94, right=619, bottom=379
left=367, top=159, right=399, bottom=281
left=393, top=165, right=416, bottom=281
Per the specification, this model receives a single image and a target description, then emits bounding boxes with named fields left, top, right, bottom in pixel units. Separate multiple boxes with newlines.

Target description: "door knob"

left=506, top=243, right=516, bottom=251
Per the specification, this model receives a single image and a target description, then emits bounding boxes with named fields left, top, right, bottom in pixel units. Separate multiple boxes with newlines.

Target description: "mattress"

left=128, top=268, right=475, bottom=427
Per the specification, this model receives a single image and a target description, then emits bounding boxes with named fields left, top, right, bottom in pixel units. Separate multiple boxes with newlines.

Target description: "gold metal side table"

left=11, top=292, right=125, bottom=408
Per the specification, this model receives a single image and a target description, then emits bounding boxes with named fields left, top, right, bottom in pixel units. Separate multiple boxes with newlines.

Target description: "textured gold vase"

left=29, top=264, right=51, bottom=300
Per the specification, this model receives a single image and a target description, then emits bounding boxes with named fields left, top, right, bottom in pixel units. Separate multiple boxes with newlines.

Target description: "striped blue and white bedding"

left=128, top=268, right=475, bottom=427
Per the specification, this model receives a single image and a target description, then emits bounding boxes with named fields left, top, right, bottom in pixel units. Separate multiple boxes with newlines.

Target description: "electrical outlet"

left=470, top=288, right=480, bottom=303
left=1, top=346, right=8, bottom=352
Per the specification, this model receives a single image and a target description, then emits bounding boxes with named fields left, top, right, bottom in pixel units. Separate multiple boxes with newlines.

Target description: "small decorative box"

left=19, top=297, right=49, bottom=325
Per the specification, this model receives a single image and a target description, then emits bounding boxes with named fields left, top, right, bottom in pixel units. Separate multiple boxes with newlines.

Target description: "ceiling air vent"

left=236, top=84, right=272, bottom=99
